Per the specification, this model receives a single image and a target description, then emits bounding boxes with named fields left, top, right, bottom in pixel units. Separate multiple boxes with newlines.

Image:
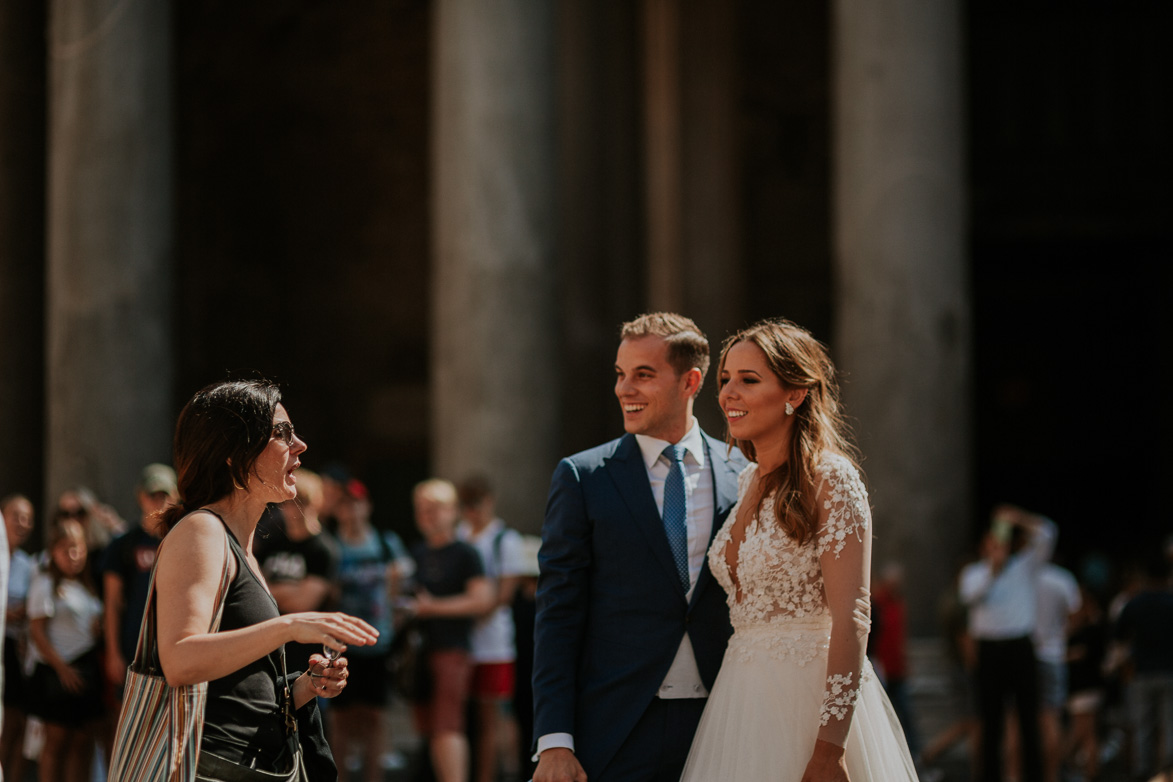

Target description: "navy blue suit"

left=533, top=431, right=746, bottom=781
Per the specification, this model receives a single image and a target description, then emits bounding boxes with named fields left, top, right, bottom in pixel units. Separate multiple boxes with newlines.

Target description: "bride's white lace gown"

left=680, top=456, right=919, bottom=781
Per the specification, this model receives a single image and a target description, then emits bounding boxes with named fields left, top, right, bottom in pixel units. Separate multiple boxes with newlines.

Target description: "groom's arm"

left=532, top=458, right=593, bottom=763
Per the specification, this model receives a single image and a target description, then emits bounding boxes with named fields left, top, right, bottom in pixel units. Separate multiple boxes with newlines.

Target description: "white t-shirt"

left=1033, top=563, right=1081, bottom=664
left=26, top=572, right=102, bottom=671
left=6, top=549, right=33, bottom=642
left=456, top=518, right=527, bottom=664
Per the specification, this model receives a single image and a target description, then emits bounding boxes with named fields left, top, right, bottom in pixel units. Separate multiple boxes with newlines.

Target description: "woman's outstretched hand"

left=286, top=612, right=379, bottom=658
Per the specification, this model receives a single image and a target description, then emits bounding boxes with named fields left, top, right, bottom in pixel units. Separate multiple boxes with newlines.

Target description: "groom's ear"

left=682, top=367, right=703, bottom=398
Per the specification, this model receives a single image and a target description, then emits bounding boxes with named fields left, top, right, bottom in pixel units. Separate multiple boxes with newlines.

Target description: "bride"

left=680, top=319, right=918, bottom=782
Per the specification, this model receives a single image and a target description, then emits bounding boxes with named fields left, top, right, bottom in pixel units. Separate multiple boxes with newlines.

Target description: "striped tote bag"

left=108, top=532, right=232, bottom=782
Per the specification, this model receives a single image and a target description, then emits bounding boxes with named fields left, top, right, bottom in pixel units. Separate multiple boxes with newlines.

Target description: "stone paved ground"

left=35, top=637, right=1149, bottom=782
left=905, top=638, right=1136, bottom=782
left=377, top=637, right=1146, bottom=782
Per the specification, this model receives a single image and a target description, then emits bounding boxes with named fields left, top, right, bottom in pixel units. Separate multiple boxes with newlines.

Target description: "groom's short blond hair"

left=619, top=312, right=710, bottom=392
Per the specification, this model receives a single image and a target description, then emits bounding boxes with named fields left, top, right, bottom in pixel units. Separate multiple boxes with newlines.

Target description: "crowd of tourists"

left=0, top=457, right=540, bottom=782
left=908, top=508, right=1173, bottom=782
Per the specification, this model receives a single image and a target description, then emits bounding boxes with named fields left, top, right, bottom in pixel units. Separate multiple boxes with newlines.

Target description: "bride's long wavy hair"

left=718, top=319, right=860, bottom=544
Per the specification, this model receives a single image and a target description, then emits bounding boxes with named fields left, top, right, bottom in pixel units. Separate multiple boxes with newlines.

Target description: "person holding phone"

left=960, top=504, right=1057, bottom=782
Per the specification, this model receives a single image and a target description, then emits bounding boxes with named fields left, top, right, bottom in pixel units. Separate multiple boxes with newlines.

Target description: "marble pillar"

left=643, top=0, right=684, bottom=313
left=643, top=0, right=742, bottom=433
left=45, top=0, right=174, bottom=522
left=431, top=0, right=559, bottom=534
left=0, top=5, right=46, bottom=503
left=644, top=0, right=742, bottom=337
left=831, top=0, right=970, bottom=632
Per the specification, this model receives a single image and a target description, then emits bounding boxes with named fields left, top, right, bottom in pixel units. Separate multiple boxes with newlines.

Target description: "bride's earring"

left=785, top=402, right=795, bottom=416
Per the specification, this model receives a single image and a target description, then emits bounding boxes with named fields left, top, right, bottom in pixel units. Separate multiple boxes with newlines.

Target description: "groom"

left=532, top=313, right=746, bottom=782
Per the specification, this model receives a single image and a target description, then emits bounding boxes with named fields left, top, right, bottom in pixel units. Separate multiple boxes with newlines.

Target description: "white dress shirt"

left=634, top=420, right=714, bottom=699
left=960, top=518, right=1057, bottom=640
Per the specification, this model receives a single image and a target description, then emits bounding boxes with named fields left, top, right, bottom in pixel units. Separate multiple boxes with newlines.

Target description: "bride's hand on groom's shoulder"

left=533, top=747, right=588, bottom=782
left=801, top=738, right=850, bottom=782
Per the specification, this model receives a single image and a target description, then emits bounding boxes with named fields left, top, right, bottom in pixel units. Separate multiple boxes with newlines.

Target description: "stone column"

left=0, top=5, right=47, bottom=503
left=45, top=0, right=174, bottom=522
left=678, top=0, right=741, bottom=429
left=644, top=0, right=742, bottom=336
left=831, top=0, right=970, bottom=632
left=643, top=0, right=684, bottom=313
left=432, top=0, right=559, bottom=534
left=643, top=0, right=741, bottom=434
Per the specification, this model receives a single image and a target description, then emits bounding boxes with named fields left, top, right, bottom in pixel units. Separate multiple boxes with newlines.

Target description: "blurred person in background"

left=53, top=488, right=124, bottom=596
left=330, top=477, right=412, bottom=782
left=871, top=561, right=921, bottom=758
left=960, top=504, right=1057, bottom=782
left=0, top=501, right=6, bottom=779
left=1111, top=551, right=1173, bottom=782
left=1032, top=560, right=1081, bottom=782
left=509, top=535, right=541, bottom=781
left=455, top=476, right=527, bottom=782
left=918, top=560, right=980, bottom=781
left=258, top=469, right=341, bottom=681
left=98, top=464, right=178, bottom=775
left=101, top=464, right=178, bottom=695
left=1064, top=580, right=1108, bottom=781
left=26, top=520, right=103, bottom=782
left=0, top=495, right=34, bottom=782
left=318, top=463, right=352, bottom=536
left=408, top=479, right=493, bottom=782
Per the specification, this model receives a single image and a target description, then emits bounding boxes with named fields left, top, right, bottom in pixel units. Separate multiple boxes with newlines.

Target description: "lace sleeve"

left=814, top=455, right=872, bottom=747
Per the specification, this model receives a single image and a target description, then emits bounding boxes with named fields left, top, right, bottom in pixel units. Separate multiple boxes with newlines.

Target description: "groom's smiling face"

left=614, top=335, right=695, bottom=443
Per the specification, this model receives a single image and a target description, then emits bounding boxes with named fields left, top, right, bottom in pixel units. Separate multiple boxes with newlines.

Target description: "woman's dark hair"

left=159, top=380, right=282, bottom=533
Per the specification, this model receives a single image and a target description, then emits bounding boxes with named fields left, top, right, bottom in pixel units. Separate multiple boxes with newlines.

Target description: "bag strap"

left=130, top=509, right=235, bottom=674
left=276, top=641, right=302, bottom=768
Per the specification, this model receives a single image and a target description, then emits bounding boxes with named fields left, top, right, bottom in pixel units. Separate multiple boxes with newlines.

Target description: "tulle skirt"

left=681, top=622, right=919, bottom=781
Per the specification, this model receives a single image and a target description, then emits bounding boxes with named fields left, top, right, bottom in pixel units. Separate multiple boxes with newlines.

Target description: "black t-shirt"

left=411, top=540, right=484, bottom=651
left=101, top=526, right=162, bottom=662
left=1115, top=589, right=1173, bottom=675
left=258, top=532, right=340, bottom=673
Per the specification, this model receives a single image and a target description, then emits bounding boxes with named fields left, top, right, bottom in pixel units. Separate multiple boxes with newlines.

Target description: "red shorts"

left=471, top=661, right=516, bottom=700
left=412, top=649, right=473, bottom=736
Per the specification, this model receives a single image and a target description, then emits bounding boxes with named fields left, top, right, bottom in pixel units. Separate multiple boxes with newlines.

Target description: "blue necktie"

left=662, top=444, right=690, bottom=592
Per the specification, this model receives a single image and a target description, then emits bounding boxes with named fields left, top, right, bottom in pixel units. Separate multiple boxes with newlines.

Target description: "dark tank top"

left=199, top=517, right=287, bottom=769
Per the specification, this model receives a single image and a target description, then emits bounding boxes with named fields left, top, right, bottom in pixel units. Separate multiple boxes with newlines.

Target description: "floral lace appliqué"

left=819, top=671, right=864, bottom=725
left=725, top=620, right=830, bottom=665
left=710, top=455, right=871, bottom=631
left=815, top=457, right=870, bottom=559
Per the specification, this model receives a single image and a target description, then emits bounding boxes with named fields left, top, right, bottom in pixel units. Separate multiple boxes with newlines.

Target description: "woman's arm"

left=29, top=616, right=85, bottom=694
left=810, top=458, right=873, bottom=771
left=155, top=513, right=378, bottom=687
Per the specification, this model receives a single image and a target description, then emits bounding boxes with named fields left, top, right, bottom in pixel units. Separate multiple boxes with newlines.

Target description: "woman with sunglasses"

left=143, top=380, right=379, bottom=780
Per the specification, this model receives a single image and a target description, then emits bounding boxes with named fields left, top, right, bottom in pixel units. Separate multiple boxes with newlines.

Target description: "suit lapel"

left=691, top=432, right=740, bottom=604
left=604, top=434, right=686, bottom=597
left=707, top=432, right=742, bottom=526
